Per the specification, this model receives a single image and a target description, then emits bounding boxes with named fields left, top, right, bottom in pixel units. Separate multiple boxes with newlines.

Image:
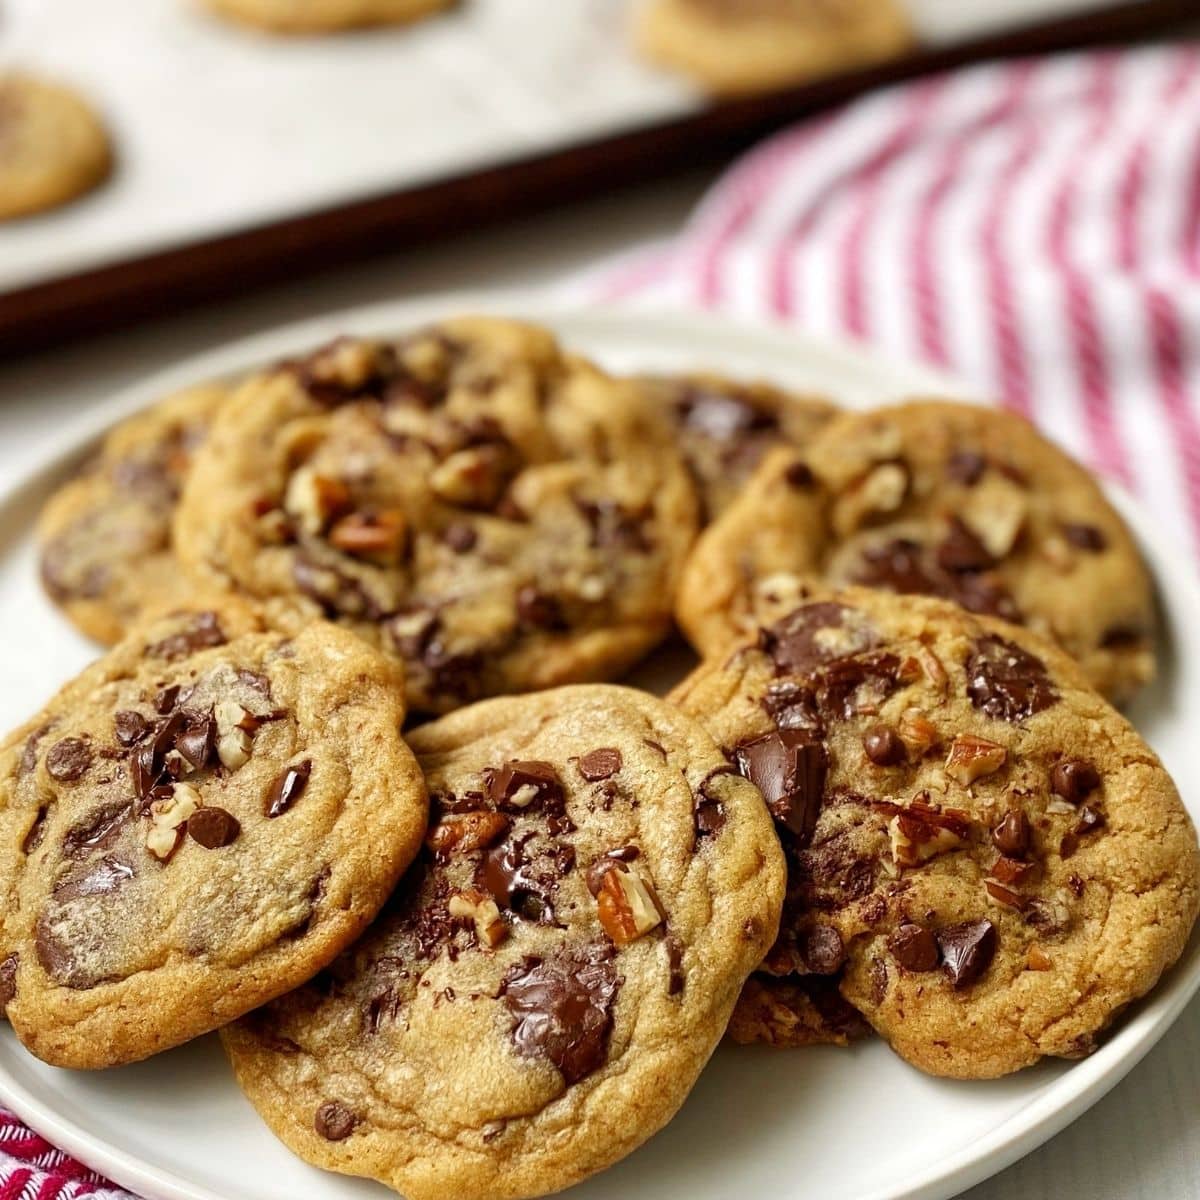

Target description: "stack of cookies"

left=2, top=316, right=1197, bottom=1200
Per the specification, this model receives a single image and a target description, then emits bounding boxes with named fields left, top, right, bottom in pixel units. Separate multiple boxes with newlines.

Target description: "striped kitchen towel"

left=577, top=45, right=1200, bottom=563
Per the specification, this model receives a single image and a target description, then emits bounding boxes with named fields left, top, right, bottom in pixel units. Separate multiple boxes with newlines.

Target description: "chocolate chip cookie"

left=38, top=384, right=228, bottom=645
left=634, top=372, right=836, bottom=521
left=175, top=319, right=700, bottom=713
left=635, top=0, right=914, bottom=96
left=222, top=684, right=785, bottom=1200
left=204, top=0, right=455, bottom=33
left=677, top=400, right=1158, bottom=704
left=0, top=602, right=426, bottom=1068
left=671, top=587, right=1199, bottom=1077
left=0, top=73, right=112, bottom=220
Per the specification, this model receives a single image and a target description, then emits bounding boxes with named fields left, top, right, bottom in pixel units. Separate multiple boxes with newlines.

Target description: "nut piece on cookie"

left=0, top=601, right=426, bottom=1069
left=670, top=586, right=1199, bottom=1079
left=221, top=685, right=784, bottom=1200
left=676, top=400, right=1159, bottom=704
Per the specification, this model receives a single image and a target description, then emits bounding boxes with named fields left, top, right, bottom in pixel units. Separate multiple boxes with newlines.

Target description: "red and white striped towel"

left=5, top=42, right=1200, bottom=1200
left=581, top=45, right=1200, bottom=563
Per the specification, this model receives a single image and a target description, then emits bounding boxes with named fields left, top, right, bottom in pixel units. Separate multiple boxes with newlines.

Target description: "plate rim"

left=1, top=289, right=1198, bottom=1200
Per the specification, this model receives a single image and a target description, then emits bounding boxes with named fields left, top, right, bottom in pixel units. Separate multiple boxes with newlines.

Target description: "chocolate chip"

left=45, top=738, right=92, bottom=782
left=314, top=1101, right=358, bottom=1142
left=937, top=518, right=996, bottom=572
left=863, top=725, right=906, bottom=767
left=936, top=919, right=997, bottom=988
left=443, top=522, right=478, bottom=553
left=1050, top=758, right=1100, bottom=804
left=965, top=635, right=1058, bottom=722
left=502, top=942, right=621, bottom=1085
left=802, top=925, right=845, bottom=975
left=267, top=760, right=311, bottom=818
left=784, top=461, right=815, bottom=488
left=0, top=954, right=17, bottom=1008
left=733, top=730, right=827, bottom=843
left=114, top=711, right=150, bottom=747
left=578, top=748, right=622, bottom=782
left=1062, top=523, right=1107, bottom=552
left=187, top=807, right=240, bottom=849
left=992, top=810, right=1031, bottom=858
left=146, top=611, right=226, bottom=661
left=946, top=450, right=987, bottom=486
left=515, top=585, right=566, bottom=631
left=889, top=923, right=940, bottom=972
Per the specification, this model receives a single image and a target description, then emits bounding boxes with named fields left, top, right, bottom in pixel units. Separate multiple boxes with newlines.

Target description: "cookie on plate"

left=0, top=601, right=426, bottom=1068
left=222, top=684, right=785, bottom=1200
left=0, top=73, right=112, bottom=220
left=204, top=0, right=455, bottom=33
left=671, top=587, right=1200, bottom=1077
left=677, top=400, right=1158, bottom=704
left=38, top=384, right=228, bottom=645
left=175, top=319, right=700, bottom=713
left=634, top=372, right=836, bottom=521
left=635, top=0, right=914, bottom=97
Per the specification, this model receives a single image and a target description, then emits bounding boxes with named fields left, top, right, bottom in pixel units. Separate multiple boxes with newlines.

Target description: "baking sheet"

left=0, top=0, right=1180, bottom=299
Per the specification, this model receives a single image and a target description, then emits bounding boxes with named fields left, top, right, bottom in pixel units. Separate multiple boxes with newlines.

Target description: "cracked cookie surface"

left=175, top=318, right=699, bottom=713
left=204, top=0, right=455, bottom=33
left=635, top=0, right=913, bottom=96
left=222, top=684, right=784, bottom=1200
left=634, top=372, right=836, bottom=521
left=671, top=586, right=1199, bottom=1077
left=0, top=73, right=112, bottom=220
left=38, top=384, right=228, bottom=645
left=0, top=601, right=426, bottom=1068
left=677, top=400, right=1158, bottom=703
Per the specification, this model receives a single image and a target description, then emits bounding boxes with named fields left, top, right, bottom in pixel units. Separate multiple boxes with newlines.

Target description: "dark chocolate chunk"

left=19, top=723, right=54, bottom=777
left=483, top=833, right=574, bottom=923
left=965, top=635, right=1058, bottom=722
left=863, top=725, right=906, bottom=767
left=146, top=611, right=225, bottom=661
left=515, top=586, right=566, bottom=631
left=154, top=685, right=181, bottom=714
left=992, top=810, right=1031, bottom=858
left=937, top=518, right=996, bottom=572
left=1062, top=523, right=1107, bottom=552
left=45, top=738, right=92, bottom=783
left=52, top=855, right=135, bottom=903
left=174, top=713, right=215, bottom=771
left=664, top=934, right=685, bottom=996
left=63, top=801, right=130, bottom=858
left=484, top=761, right=563, bottom=815
left=187, top=807, right=241, bottom=849
left=578, top=748, right=622, bottom=782
left=693, top=773, right=727, bottom=839
left=502, top=942, right=621, bottom=1085
left=733, top=729, right=827, bottom=843
left=0, top=953, right=17, bottom=1008
left=889, top=923, right=940, bottom=972
left=946, top=450, right=987, bottom=486
left=114, top=711, right=150, bottom=747
left=574, top=496, right=654, bottom=553
left=584, top=846, right=639, bottom=896
left=802, top=924, right=845, bottom=975
left=761, top=602, right=861, bottom=677
left=784, top=460, right=815, bottom=488
left=314, top=1101, right=358, bottom=1142
left=936, top=919, right=997, bottom=988
left=1050, top=758, right=1100, bottom=804
left=267, top=760, right=311, bottom=818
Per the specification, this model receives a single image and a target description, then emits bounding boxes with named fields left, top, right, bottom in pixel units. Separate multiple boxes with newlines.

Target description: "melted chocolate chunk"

left=761, top=602, right=862, bottom=676
left=936, top=919, right=997, bottom=988
left=693, top=772, right=728, bottom=839
left=293, top=557, right=392, bottom=622
left=113, top=711, right=150, bottom=747
left=584, top=846, right=640, bottom=896
left=53, top=855, right=135, bottom=902
left=188, top=807, right=241, bottom=849
left=515, top=586, right=566, bottom=631
left=267, top=760, right=312, bottom=818
left=733, top=730, right=827, bottom=844
left=45, top=738, right=92, bottom=783
left=19, top=724, right=54, bottom=777
left=483, top=833, right=574, bottom=923
left=0, top=954, right=17, bottom=1008
left=502, top=942, right=622, bottom=1085
left=146, top=611, right=225, bottom=661
left=965, top=635, right=1058, bottom=722
left=578, top=748, right=622, bottom=782
left=314, top=1101, right=359, bottom=1142
left=761, top=681, right=823, bottom=733
left=937, top=518, right=996, bottom=572
left=888, top=923, right=939, bottom=972
left=63, top=801, right=130, bottom=858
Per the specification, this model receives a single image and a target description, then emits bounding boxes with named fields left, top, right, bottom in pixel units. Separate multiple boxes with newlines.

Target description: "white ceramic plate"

left=1, top=296, right=1197, bottom=1200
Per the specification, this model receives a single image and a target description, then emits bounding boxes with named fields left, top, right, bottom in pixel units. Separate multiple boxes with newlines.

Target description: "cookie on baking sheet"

left=635, top=0, right=914, bottom=96
left=38, top=384, right=229, bottom=646
left=634, top=372, right=837, bottom=521
left=0, top=73, right=112, bottom=221
left=0, top=601, right=426, bottom=1068
left=175, top=319, right=700, bottom=714
left=676, top=400, right=1158, bottom=704
left=671, top=587, right=1200, bottom=1078
left=204, top=0, right=455, bottom=33
left=222, top=684, right=784, bottom=1200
